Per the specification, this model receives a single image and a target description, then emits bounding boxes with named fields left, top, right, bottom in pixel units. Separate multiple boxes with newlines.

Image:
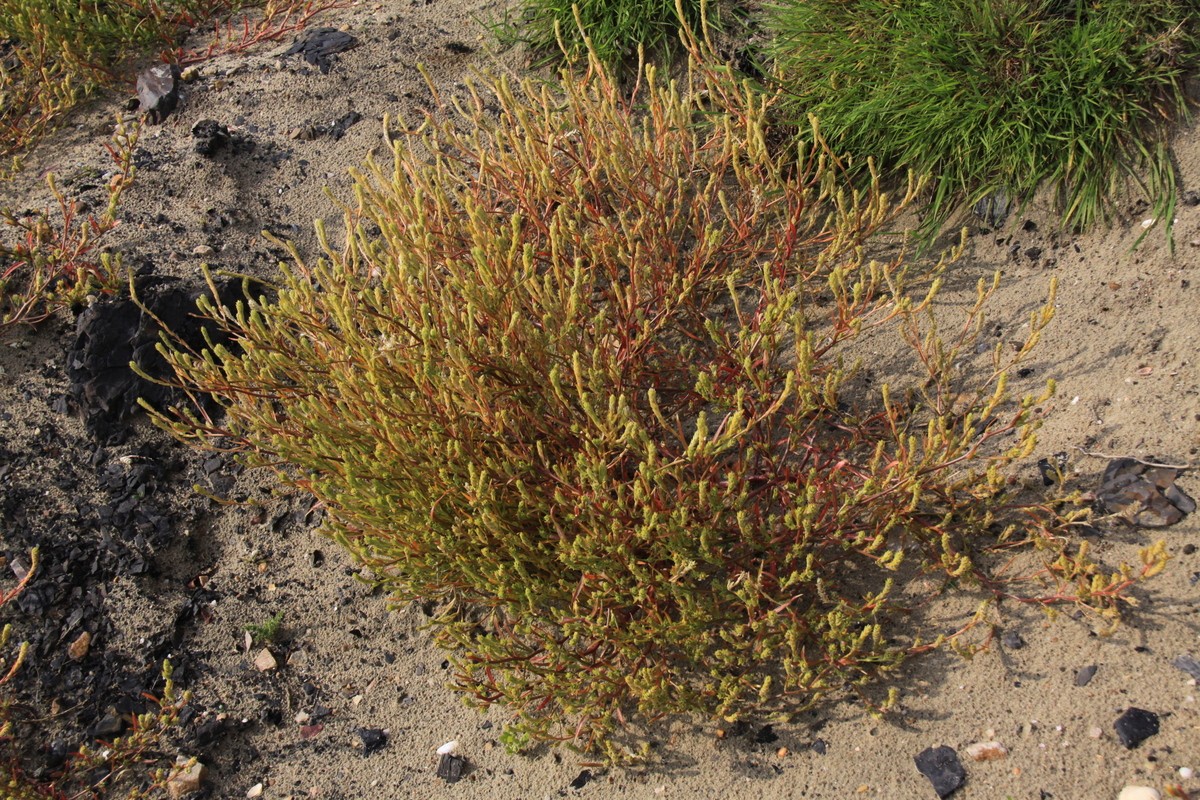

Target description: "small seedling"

left=244, top=612, right=285, bottom=644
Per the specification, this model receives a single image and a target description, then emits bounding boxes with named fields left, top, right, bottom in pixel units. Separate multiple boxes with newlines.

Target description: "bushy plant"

left=764, top=0, right=1198, bottom=237
left=147, top=49, right=1163, bottom=751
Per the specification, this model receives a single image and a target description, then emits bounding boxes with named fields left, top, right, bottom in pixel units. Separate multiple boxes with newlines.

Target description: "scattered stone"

left=974, top=190, right=1011, bottom=228
left=192, top=244, right=215, bottom=256
left=356, top=727, right=388, bottom=756
left=329, top=111, right=362, bottom=141
left=914, top=745, right=966, bottom=798
left=1001, top=630, right=1026, bottom=650
left=1074, top=664, right=1098, bottom=687
left=1037, top=452, right=1069, bottom=485
left=436, top=752, right=466, bottom=783
left=300, top=724, right=324, bottom=739
left=1117, top=787, right=1161, bottom=800
left=166, top=757, right=207, bottom=799
left=246, top=783, right=264, bottom=798
left=964, top=741, right=1007, bottom=761
left=281, top=27, right=359, bottom=73
left=191, top=119, right=231, bottom=156
left=1181, top=767, right=1195, bottom=780
left=1114, top=707, right=1160, bottom=749
left=137, top=63, right=182, bottom=123
left=569, top=770, right=594, bottom=790
left=437, top=740, right=459, bottom=755
left=1183, top=190, right=1200, bottom=206
left=1097, top=458, right=1195, bottom=527
left=1087, top=726, right=1103, bottom=739
left=1024, top=246, right=1043, bottom=261
left=1174, top=654, right=1200, bottom=680
left=811, top=738, right=828, bottom=755
left=180, top=65, right=201, bottom=81
left=67, top=630, right=91, bottom=661
left=444, top=41, right=475, bottom=55
left=254, top=648, right=278, bottom=671
left=91, top=708, right=125, bottom=739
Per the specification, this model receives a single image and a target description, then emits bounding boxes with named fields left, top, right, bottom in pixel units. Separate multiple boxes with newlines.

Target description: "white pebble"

left=1181, top=766, right=1195, bottom=779
left=437, top=740, right=459, bottom=755
left=1118, top=787, right=1160, bottom=800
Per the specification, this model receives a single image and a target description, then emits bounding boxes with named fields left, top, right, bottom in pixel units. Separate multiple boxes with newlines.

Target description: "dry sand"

left=1, top=2, right=1199, bottom=798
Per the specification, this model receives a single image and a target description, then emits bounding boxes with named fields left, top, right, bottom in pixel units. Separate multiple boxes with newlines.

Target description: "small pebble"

left=253, top=648, right=278, bottom=671
left=1181, top=766, right=1195, bottom=779
left=1001, top=630, right=1026, bottom=649
left=965, top=740, right=1007, bottom=761
left=437, top=740, right=459, bottom=755
left=1075, top=664, right=1098, bottom=687
left=246, top=784, right=263, bottom=798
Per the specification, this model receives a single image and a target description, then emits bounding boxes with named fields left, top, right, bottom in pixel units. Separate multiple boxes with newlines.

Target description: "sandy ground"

left=1, top=2, right=1199, bottom=798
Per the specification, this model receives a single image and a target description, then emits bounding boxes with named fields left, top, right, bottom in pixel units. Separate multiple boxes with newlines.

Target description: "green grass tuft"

left=764, top=0, right=1198, bottom=238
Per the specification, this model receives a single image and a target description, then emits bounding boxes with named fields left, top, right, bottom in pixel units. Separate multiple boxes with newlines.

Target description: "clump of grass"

left=146, top=46, right=1164, bottom=753
left=494, top=0, right=709, bottom=68
left=764, top=0, right=1198, bottom=238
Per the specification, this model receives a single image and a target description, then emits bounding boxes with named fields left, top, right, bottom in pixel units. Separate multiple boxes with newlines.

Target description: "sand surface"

left=1, top=3, right=1199, bottom=798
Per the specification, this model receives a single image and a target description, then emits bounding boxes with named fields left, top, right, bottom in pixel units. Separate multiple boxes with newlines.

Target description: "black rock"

left=914, top=745, right=965, bottom=798
left=811, top=738, right=828, bottom=755
left=329, top=111, right=362, bottom=141
left=974, top=190, right=1011, bottom=229
left=356, top=726, right=388, bottom=756
left=90, top=708, right=125, bottom=739
left=136, top=63, right=182, bottom=123
left=1024, top=246, right=1043, bottom=261
left=66, top=273, right=250, bottom=444
left=1001, top=630, right=1026, bottom=650
left=436, top=753, right=466, bottom=783
left=569, top=770, right=593, bottom=790
left=1173, top=654, right=1200, bottom=680
left=191, top=119, right=231, bottom=156
left=282, top=27, right=359, bottom=73
left=1113, top=707, right=1159, bottom=749
left=1183, top=189, right=1200, bottom=206
left=1073, top=664, right=1098, bottom=687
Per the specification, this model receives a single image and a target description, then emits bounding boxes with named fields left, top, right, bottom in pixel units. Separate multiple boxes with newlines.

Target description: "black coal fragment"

left=329, top=111, right=362, bottom=141
left=356, top=727, right=388, bottom=756
left=914, top=745, right=965, bottom=798
left=1113, top=707, right=1159, bottom=749
left=136, top=63, right=182, bottom=123
left=811, top=738, right=828, bottom=755
left=66, top=272, right=251, bottom=444
left=436, top=753, right=465, bottom=782
left=1173, top=654, right=1200, bottom=680
left=282, top=27, right=359, bottom=73
left=191, top=119, right=231, bottom=155
left=1073, top=664, right=1098, bottom=687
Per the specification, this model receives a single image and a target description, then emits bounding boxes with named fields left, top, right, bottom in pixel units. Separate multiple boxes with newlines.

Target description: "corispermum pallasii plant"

left=146, top=48, right=1166, bottom=752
